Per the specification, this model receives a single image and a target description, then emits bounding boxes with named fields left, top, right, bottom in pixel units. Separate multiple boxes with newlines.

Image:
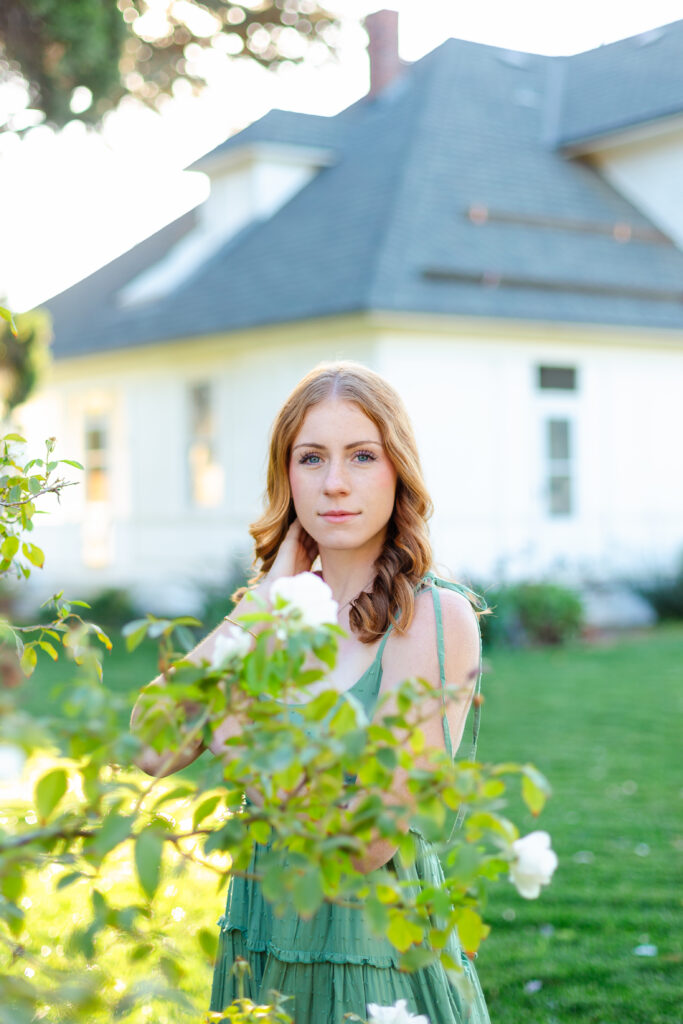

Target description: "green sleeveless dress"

left=209, top=572, right=491, bottom=1024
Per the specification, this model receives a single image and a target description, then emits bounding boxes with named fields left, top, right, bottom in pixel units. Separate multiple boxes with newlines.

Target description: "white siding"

left=375, top=329, right=683, bottom=584
left=17, top=319, right=683, bottom=611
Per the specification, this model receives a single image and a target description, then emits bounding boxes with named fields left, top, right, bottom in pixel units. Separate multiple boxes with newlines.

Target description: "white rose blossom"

left=270, top=572, right=339, bottom=629
left=367, top=1000, right=430, bottom=1024
left=509, top=830, right=558, bottom=899
left=210, top=626, right=252, bottom=670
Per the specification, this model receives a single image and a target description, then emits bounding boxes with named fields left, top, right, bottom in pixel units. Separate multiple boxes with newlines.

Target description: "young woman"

left=131, top=361, right=491, bottom=1024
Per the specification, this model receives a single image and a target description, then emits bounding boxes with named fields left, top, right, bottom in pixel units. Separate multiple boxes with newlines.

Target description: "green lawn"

left=8, top=625, right=683, bottom=1023
left=477, top=625, right=683, bottom=1024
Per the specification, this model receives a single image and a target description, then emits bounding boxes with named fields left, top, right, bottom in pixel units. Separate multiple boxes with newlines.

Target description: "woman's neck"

left=318, top=545, right=381, bottom=609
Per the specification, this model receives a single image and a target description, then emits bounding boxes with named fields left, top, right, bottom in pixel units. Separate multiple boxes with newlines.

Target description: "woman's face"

left=288, top=398, right=398, bottom=555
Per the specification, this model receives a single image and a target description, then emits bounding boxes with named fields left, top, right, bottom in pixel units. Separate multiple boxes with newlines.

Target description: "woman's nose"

left=323, top=459, right=350, bottom=493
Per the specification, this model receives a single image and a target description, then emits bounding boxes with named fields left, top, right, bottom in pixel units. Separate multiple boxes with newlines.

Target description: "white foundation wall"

left=376, top=327, right=683, bottom=585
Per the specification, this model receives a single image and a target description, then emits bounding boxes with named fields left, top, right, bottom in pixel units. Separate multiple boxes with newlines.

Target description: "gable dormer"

left=118, top=129, right=335, bottom=308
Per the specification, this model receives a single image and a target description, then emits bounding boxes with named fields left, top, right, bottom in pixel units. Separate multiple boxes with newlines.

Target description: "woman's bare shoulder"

left=382, top=584, right=479, bottom=686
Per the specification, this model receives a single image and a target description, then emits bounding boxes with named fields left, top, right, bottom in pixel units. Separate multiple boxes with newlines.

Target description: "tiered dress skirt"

left=209, top=826, right=491, bottom=1024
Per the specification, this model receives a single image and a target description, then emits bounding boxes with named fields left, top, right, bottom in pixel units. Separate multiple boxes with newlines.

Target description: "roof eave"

left=556, top=107, right=683, bottom=156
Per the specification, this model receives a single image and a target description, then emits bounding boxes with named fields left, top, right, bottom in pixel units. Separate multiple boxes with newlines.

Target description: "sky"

left=3, top=0, right=683, bottom=311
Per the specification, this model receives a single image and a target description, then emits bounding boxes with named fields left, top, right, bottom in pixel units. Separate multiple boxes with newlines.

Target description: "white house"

left=18, top=11, right=683, bottom=612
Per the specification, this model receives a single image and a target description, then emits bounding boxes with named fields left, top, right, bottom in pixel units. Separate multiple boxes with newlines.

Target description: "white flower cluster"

left=210, top=626, right=252, bottom=670
left=367, top=1000, right=430, bottom=1024
left=509, top=830, right=558, bottom=899
left=270, top=572, right=339, bottom=629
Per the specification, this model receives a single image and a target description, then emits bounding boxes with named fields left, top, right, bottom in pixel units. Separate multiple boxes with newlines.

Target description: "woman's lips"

left=320, top=512, right=360, bottom=522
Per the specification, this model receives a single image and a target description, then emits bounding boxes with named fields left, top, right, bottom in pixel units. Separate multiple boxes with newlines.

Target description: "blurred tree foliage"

left=0, top=308, right=52, bottom=416
left=0, top=0, right=341, bottom=132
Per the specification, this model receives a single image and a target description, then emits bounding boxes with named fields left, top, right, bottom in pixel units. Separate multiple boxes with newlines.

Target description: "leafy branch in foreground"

left=0, top=434, right=556, bottom=1023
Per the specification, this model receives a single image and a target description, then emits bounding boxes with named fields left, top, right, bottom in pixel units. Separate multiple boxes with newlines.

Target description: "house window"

left=546, top=417, right=573, bottom=516
left=84, top=416, right=109, bottom=503
left=188, top=382, right=224, bottom=508
left=538, top=365, right=577, bottom=391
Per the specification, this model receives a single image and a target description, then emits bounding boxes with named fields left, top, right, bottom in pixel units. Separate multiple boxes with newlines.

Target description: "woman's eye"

left=298, top=450, right=376, bottom=465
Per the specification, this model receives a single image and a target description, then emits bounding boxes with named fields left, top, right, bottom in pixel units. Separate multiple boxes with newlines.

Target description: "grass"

left=6, top=625, right=683, bottom=1023
left=477, top=624, right=683, bottom=1024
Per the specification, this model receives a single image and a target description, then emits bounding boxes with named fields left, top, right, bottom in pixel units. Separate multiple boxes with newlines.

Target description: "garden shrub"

left=633, top=556, right=683, bottom=620
left=478, top=581, right=584, bottom=648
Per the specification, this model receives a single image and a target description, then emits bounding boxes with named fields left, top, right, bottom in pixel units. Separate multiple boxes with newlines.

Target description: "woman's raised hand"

left=268, top=518, right=319, bottom=580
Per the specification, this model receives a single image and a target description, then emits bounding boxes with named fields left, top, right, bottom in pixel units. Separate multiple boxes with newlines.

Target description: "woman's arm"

left=350, top=586, right=481, bottom=873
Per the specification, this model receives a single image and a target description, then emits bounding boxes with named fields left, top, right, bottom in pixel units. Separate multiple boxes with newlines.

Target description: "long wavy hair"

left=237, top=360, right=436, bottom=642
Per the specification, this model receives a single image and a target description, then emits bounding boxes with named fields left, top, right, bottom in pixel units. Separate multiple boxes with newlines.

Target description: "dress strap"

left=423, top=571, right=487, bottom=835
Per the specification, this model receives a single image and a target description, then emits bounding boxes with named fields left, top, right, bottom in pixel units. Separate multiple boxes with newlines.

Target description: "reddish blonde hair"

left=239, top=361, right=434, bottom=641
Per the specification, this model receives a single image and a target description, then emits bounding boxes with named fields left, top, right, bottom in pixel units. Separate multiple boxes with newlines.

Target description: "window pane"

left=84, top=416, right=109, bottom=504
left=86, top=467, right=109, bottom=503
left=549, top=475, right=572, bottom=515
left=188, top=384, right=223, bottom=508
left=86, top=427, right=106, bottom=452
left=190, top=383, right=212, bottom=438
left=548, top=419, right=570, bottom=460
left=538, top=366, right=577, bottom=390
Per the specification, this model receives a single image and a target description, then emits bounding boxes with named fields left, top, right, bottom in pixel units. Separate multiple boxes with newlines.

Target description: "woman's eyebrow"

left=292, top=440, right=382, bottom=451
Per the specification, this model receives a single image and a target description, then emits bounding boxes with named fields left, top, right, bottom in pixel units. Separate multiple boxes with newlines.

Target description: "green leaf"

left=2, top=433, right=25, bottom=444
left=198, top=927, right=218, bottom=961
left=28, top=476, right=42, bottom=495
left=292, top=869, right=323, bottom=918
left=363, top=897, right=389, bottom=936
left=20, top=644, right=37, bottom=677
left=22, top=542, right=44, bottom=568
left=122, top=619, right=150, bottom=652
left=1, top=535, right=19, bottom=559
left=455, top=906, right=490, bottom=954
left=376, top=746, right=397, bottom=771
left=56, top=871, right=84, bottom=890
left=300, top=688, right=338, bottom=721
left=129, top=942, right=154, bottom=961
left=35, top=768, right=68, bottom=821
left=151, top=785, right=195, bottom=811
left=192, top=794, right=221, bottom=830
left=38, top=640, right=59, bottom=661
left=91, top=812, right=135, bottom=858
left=248, top=820, right=271, bottom=846
left=135, top=830, right=163, bottom=900
left=60, top=459, right=84, bottom=470
left=398, top=947, right=439, bottom=971
left=521, top=764, right=551, bottom=817
left=0, top=307, right=18, bottom=337
left=203, top=817, right=245, bottom=855
left=386, top=911, right=424, bottom=952
left=1, top=870, right=24, bottom=904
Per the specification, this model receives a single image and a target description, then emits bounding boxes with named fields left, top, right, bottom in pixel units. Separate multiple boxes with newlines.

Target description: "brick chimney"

left=365, top=9, right=402, bottom=98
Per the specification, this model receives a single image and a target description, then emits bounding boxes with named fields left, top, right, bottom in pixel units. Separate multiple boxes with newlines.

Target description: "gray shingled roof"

left=550, top=19, right=683, bottom=149
left=187, top=108, right=349, bottom=168
left=45, top=27, right=683, bottom=357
